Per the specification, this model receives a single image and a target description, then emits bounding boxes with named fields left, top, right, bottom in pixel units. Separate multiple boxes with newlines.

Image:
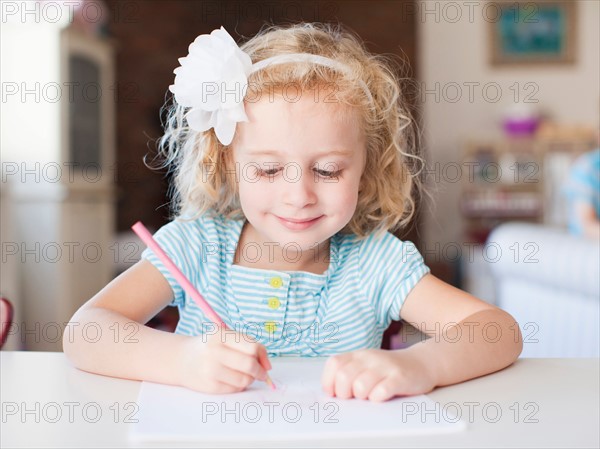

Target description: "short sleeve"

left=140, top=218, right=208, bottom=308
left=359, top=232, right=430, bottom=329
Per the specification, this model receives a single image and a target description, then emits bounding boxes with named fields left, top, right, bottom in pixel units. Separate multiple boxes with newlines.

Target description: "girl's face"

left=232, top=91, right=367, bottom=252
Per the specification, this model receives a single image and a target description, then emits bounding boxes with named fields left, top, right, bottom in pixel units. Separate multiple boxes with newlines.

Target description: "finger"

left=351, top=370, right=385, bottom=400
left=256, top=344, right=272, bottom=371
left=368, top=377, right=401, bottom=402
left=321, top=353, right=353, bottom=397
left=220, top=345, right=268, bottom=381
left=331, top=361, right=369, bottom=400
left=219, top=330, right=271, bottom=376
left=219, top=334, right=271, bottom=383
left=220, top=330, right=264, bottom=358
left=213, top=363, right=256, bottom=391
left=200, top=378, right=248, bottom=395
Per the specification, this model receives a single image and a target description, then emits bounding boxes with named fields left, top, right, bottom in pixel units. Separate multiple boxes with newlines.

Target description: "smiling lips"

left=276, top=215, right=323, bottom=230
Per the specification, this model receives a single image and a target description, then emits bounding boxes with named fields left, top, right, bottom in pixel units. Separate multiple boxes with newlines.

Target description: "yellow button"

left=264, top=321, right=278, bottom=333
left=267, top=297, right=280, bottom=309
left=269, top=277, right=283, bottom=288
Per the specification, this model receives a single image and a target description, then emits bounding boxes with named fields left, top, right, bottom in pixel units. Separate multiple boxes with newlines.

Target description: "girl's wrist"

left=174, top=335, right=197, bottom=388
left=400, top=342, right=442, bottom=387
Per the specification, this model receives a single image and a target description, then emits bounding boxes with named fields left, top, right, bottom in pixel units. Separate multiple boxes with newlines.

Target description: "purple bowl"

left=503, top=118, right=539, bottom=135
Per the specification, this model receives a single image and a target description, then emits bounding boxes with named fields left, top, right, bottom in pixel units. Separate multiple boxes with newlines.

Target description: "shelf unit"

left=460, top=135, right=597, bottom=243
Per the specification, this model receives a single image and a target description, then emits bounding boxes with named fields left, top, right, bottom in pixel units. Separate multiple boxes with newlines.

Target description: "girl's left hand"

left=321, top=348, right=438, bottom=402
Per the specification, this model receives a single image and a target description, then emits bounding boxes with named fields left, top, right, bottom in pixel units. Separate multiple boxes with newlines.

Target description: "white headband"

left=169, top=27, right=371, bottom=145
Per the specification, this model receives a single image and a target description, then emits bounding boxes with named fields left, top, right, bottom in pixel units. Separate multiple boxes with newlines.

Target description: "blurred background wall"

left=1, top=1, right=598, bottom=351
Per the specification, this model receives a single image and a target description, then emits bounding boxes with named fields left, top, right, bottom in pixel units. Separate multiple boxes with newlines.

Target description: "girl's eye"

left=254, top=167, right=342, bottom=179
left=255, top=167, right=281, bottom=177
left=314, top=168, right=341, bottom=179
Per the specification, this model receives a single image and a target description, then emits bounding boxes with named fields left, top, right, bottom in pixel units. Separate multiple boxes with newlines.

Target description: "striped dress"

left=141, top=213, right=430, bottom=357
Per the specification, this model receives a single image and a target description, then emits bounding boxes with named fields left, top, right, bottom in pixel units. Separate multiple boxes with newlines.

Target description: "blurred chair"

left=1, top=297, right=14, bottom=349
left=488, top=222, right=599, bottom=357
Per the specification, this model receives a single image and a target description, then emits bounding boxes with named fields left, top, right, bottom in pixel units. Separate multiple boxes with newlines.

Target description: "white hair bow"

left=169, top=27, right=251, bottom=146
left=169, top=27, right=370, bottom=145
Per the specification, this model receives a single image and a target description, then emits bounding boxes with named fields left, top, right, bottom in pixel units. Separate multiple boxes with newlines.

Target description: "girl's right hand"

left=177, top=327, right=272, bottom=394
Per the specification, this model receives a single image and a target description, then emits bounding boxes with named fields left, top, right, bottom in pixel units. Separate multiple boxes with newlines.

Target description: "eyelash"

left=255, top=167, right=342, bottom=179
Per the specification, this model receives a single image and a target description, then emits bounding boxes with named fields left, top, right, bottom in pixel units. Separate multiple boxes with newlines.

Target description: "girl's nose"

left=282, top=168, right=317, bottom=208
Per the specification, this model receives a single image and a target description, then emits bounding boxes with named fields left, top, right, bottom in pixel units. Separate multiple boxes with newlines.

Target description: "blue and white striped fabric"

left=562, top=148, right=600, bottom=235
left=141, top=213, right=430, bottom=357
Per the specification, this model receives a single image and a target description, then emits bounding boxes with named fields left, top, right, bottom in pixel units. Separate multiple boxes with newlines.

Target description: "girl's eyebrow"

left=245, top=149, right=354, bottom=157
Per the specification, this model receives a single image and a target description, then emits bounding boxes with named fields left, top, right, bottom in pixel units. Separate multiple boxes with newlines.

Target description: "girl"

left=63, top=23, right=522, bottom=402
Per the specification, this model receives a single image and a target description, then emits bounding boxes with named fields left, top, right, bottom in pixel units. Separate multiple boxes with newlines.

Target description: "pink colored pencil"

left=132, top=221, right=275, bottom=390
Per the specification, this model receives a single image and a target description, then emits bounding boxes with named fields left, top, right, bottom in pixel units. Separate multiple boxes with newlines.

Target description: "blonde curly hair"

left=156, top=22, right=424, bottom=240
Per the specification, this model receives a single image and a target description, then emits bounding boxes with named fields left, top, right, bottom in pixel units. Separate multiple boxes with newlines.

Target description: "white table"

left=1, top=351, right=598, bottom=448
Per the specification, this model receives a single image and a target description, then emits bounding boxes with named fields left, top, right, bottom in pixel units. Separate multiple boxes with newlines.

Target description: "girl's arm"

left=322, top=274, right=523, bottom=401
left=399, top=274, right=523, bottom=387
left=62, top=260, right=191, bottom=385
left=63, top=260, right=271, bottom=391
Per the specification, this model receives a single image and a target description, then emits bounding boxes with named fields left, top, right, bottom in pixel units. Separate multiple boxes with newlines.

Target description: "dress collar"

left=226, top=217, right=340, bottom=279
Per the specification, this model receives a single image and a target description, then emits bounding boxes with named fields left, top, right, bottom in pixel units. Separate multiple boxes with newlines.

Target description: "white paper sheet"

left=130, top=358, right=466, bottom=442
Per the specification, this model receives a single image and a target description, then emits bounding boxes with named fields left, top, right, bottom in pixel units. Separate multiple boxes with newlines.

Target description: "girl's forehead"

left=246, top=90, right=358, bottom=117
left=234, top=96, right=364, bottom=156
left=241, top=93, right=361, bottom=134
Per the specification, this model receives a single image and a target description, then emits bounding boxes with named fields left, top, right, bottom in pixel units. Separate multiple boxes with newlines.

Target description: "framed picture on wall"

left=489, top=1, right=576, bottom=65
